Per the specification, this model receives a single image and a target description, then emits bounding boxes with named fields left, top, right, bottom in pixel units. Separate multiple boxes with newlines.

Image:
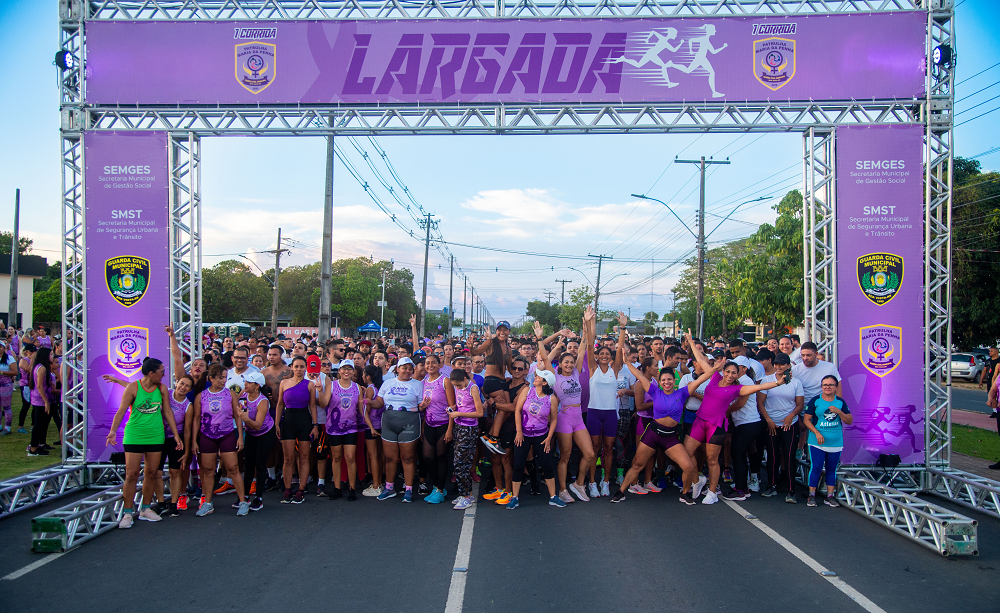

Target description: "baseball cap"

left=496, top=321, right=510, bottom=330
left=307, top=355, right=321, bottom=374
left=397, top=357, right=415, bottom=368
left=244, top=371, right=265, bottom=386
left=774, top=353, right=791, bottom=365
left=336, top=360, right=355, bottom=370
left=412, top=349, right=426, bottom=358
left=536, top=369, right=556, bottom=387
left=733, top=356, right=751, bottom=369
left=711, top=349, right=726, bottom=358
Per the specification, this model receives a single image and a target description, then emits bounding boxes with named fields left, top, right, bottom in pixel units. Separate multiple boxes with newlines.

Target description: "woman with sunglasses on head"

left=192, top=363, right=248, bottom=516
left=274, top=355, right=319, bottom=504
left=362, top=364, right=385, bottom=497
left=802, top=375, right=852, bottom=507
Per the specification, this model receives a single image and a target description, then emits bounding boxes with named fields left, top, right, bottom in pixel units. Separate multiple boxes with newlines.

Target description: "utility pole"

left=544, top=290, right=556, bottom=304
left=675, top=156, right=730, bottom=339
left=589, top=254, right=612, bottom=315
left=318, top=126, right=334, bottom=344
left=447, top=255, right=454, bottom=339
left=419, top=213, right=436, bottom=338
left=8, top=189, right=19, bottom=328
left=555, top=279, right=572, bottom=305
left=378, top=266, right=387, bottom=335
left=463, top=276, right=468, bottom=338
left=268, top=228, right=289, bottom=336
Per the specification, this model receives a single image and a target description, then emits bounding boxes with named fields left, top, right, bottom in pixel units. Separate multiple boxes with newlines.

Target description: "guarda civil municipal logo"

left=857, top=252, right=902, bottom=306
left=105, top=256, right=149, bottom=307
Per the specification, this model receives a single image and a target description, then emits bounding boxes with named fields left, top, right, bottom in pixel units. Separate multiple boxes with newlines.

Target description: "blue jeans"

left=808, top=445, right=841, bottom=489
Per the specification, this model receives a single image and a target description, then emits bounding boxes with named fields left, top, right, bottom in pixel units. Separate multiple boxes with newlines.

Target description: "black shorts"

left=163, top=437, right=185, bottom=469
left=483, top=375, right=506, bottom=397
left=498, top=428, right=515, bottom=450
left=123, top=443, right=164, bottom=453
left=280, top=409, right=313, bottom=441
left=365, top=428, right=382, bottom=441
left=326, top=432, right=359, bottom=447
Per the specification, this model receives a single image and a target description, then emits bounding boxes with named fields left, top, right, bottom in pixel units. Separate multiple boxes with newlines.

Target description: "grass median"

left=952, top=424, right=1000, bottom=463
left=0, top=422, right=62, bottom=481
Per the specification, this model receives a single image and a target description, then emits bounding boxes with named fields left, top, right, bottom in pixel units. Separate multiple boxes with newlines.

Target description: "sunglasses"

left=512, top=366, right=527, bottom=372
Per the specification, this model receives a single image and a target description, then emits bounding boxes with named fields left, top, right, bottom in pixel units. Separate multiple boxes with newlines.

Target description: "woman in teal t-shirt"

left=803, top=374, right=852, bottom=507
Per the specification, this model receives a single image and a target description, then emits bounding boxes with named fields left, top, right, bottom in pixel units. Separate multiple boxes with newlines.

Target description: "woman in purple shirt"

left=444, top=369, right=484, bottom=510
left=238, top=372, right=273, bottom=512
left=326, top=361, right=363, bottom=501
left=506, top=368, right=562, bottom=509
left=419, top=354, right=456, bottom=505
left=191, top=363, right=247, bottom=516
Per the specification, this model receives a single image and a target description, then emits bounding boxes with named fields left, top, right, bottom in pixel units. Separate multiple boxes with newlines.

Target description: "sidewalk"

left=952, top=408, right=997, bottom=431
left=950, top=452, right=998, bottom=480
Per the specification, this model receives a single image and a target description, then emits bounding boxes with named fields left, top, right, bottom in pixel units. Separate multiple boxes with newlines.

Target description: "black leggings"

left=766, top=426, right=800, bottom=493
left=422, top=423, right=451, bottom=491
left=19, top=392, right=32, bottom=428
left=243, top=428, right=276, bottom=496
left=512, top=435, right=556, bottom=483
left=731, top=421, right=764, bottom=491
left=30, top=404, right=54, bottom=448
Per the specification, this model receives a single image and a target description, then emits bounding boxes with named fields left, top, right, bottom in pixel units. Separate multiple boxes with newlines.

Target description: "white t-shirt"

left=731, top=374, right=760, bottom=426
left=761, top=373, right=805, bottom=423
left=617, top=368, right=636, bottom=415
left=310, top=373, right=328, bottom=422
left=225, top=370, right=246, bottom=396
left=791, top=360, right=841, bottom=403
left=745, top=358, right=765, bottom=382
left=791, top=347, right=802, bottom=365
left=377, top=378, right=424, bottom=412
left=679, top=372, right=709, bottom=414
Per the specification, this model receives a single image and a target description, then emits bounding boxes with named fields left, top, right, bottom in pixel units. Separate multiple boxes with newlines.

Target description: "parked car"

left=950, top=353, right=984, bottom=381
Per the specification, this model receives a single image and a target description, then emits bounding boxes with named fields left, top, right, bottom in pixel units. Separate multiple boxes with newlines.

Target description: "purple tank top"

left=30, top=365, right=50, bottom=406
left=282, top=378, right=311, bottom=410
left=422, top=374, right=450, bottom=427
left=19, top=360, right=30, bottom=387
left=638, top=384, right=656, bottom=418
left=553, top=368, right=582, bottom=410
left=697, top=372, right=742, bottom=430
left=521, top=385, right=551, bottom=437
left=453, top=383, right=480, bottom=427
left=365, top=384, right=382, bottom=429
left=199, top=387, right=235, bottom=438
left=35, top=336, right=52, bottom=349
left=326, top=381, right=361, bottom=435
left=167, top=393, right=190, bottom=437
left=242, top=392, right=273, bottom=436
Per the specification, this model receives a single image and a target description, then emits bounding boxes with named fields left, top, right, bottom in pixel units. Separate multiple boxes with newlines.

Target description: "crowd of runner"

left=0, top=314, right=852, bottom=527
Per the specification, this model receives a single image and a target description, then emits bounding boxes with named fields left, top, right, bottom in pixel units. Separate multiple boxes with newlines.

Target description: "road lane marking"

left=723, top=499, right=888, bottom=613
left=444, top=498, right=477, bottom=613
left=2, top=553, right=65, bottom=581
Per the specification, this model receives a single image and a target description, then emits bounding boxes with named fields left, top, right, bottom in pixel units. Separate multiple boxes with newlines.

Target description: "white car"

left=950, top=353, right=984, bottom=381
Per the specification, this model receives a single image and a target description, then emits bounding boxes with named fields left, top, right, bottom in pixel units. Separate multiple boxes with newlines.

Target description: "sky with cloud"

left=2, top=1, right=999, bottom=324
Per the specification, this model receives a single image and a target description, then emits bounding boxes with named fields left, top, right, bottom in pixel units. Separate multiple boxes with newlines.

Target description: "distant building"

left=1, top=254, right=48, bottom=329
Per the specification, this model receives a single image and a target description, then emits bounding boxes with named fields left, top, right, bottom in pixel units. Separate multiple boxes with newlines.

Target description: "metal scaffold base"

left=31, top=483, right=137, bottom=553
left=925, top=468, right=1000, bottom=520
left=0, top=465, right=88, bottom=517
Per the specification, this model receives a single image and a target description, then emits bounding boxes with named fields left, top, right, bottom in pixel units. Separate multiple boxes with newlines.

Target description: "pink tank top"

left=453, top=383, right=480, bottom=428
left=422, top=373, right=450, bottom=427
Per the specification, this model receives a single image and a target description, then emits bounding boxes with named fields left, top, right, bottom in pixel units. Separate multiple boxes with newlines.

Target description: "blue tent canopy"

left=358, top=320, right=382, bottom=332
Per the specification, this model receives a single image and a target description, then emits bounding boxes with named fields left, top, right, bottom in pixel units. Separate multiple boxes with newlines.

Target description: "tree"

left=33, top=261, right=62, bottom=293
left=203, top=260, right=273, bottom=322
left=0, top=231, right=32, bottom=256
left=526, top=300, right=562, bottom=329
left=33, top=280, right=61, bottom=323
left=559, top=286, right=594, bottom=329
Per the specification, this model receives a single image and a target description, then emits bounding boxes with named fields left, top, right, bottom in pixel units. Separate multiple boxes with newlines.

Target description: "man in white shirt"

left=225, top=345, right=259, bottom=395
left=729, top=339, right=764, bottom=381
left=790, top=341, right=841, bottom=459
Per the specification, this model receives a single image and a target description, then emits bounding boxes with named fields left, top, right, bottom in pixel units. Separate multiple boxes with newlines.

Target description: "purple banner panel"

left=836, top=125, right=924, bottom=465
left=85, top=14, right=926, bottom=105
left=84, top=132, right=170, bottom=462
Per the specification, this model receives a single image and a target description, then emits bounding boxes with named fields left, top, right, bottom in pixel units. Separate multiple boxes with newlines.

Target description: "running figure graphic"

left=611, top=28, right=683, bottom=87
left=664, top=24, right=728, bottom=98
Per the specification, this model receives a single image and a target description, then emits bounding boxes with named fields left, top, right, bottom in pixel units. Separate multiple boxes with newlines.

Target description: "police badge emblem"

left=235, top=42, right=276, bottom=94
left=753, top=37, right=796, bottom=91
left=106, top=256, right=150, bottom=307
left=860, top=325, right=901, bottom=378
left=857, top=253, right=903, bottom=306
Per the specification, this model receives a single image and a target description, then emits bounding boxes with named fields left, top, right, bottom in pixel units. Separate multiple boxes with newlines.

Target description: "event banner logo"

left=236, top=42, right=276, bottom=93
left=860, top=325, right=901, bottom=378
left=105, top=255, right=150, bottom=307
left=108, top=325, right=149, bottom=377
left=857, top=253, right=903, bottom=306
left=753, top=37, right=795, bottom=91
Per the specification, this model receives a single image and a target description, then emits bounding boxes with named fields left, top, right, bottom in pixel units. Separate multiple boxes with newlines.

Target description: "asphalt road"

left=2, top=482, right=998, bottom=613
left=952, top=387, right=992, bottom=415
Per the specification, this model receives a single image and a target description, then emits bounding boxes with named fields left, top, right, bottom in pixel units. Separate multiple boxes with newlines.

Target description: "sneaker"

left=611, top=490, right=626, bottom=503
left=118, top=513, right=134, bottom=529
left=691, top=475, right=707, bottom=499
left=196, top=502, right=215, bottom=516
left=151, top=502, right=167, bottom=516
left=506, top=496, right=519, bottom=510
left=17, top=427, right=28, bottom=434
left=168, top=503, right=180, bottom=517
left=139, top=508, right=162, bottom=522
left=785, top=493, right=797, bottom=504
left=281, top=490, right=294, bottom=504
left=425, top=488, right=446, bottom=504
left=480, top=435, right=505, bottom=455
left=330, top=487, right=342, bottom=500
left=568, top=482, right=590, bottom=502
left=588, top=482, right=600, bottom=499
left=806, top=495, right=817, bottom=507
left=723, top=469, right=734, bottom=484
left=200, top=495, right=206, bottom=507
left=378, top=487, right=397, bottom=501
left=644, top=480, right=663, bottom=493
left=989, top=462, right=1000, bottom=470
left=176, top=496, right=188, bottom=511
left=616, top=469, right=624, bottom=485
left=455, top=496, right=473, bottom=510
left=214, top=481, right=236, bottom=496
left=26, top=448, right=48, bottom=456
left=549, top=495, right=567, bottom=508
left=748, top=474, right=760, bottom=493
left=679, top=491, right=696, bottom=505
left=673, top=476, right=684, bottom=489
left=292, top=490, right=305, bottom=504
left=496, top=492, right=512, bottom=506
left=402, top=489, right=413, bottom=503
left=317, top=484, right=327, bottom=497
left=483, top=487, right=505, bottom=501
left=363, top=485, right=384, bottom=497
left=0, top=429, right=8, bottom=436
left=249, top=482, right=257, bottom=496
left=558, top=490, right=575, bottom=504
left=250, top=497, right=264, bottom=511
left=231, top=500, right=242, bottom=509
left=722, top=489, right=749, bottom=501
left=761, top=487, right=778, bottom=498
left=824, top=495, right=841, bottom=507
left=702, top=490, right=719, bottom=505
left=418, top=483, right=431, bottom=496
left=627, top=484, right=649, bottom=495
left=264, top=478, right=278, bottom=491
left=657, top=476, right=668, bottom=489
left=347, top=488, right=357, bottom=501
left=236, top=501, right=250, bottom=516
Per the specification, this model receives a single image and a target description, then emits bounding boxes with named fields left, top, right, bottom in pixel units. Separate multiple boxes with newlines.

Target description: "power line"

left=957, top=105, right=1000, bottom=127
left=956, top=79, right=1000, bottom=104
left=957, top=61, right=1000, bottom=86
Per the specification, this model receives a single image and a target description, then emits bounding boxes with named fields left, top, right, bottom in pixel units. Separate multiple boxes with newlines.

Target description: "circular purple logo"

left=871, top=337, right=890, bottom=358
left=247, top=55, right=264, bottom=75
left=765, top=51, right=783, bottom=69
left=120, top=338, right=138, bottom=357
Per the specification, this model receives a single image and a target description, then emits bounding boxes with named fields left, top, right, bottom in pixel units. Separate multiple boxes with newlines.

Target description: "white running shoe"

left=627, top=483, right=648, bottom=495
left=702, top=490, right=719, bottom=505
left=362, top=485, right=383, bottom=497
left=748, top=474, right=760, bottom=493
left=601, top=481, right=611, bottom=497
left=644, top=480, right=663, bottom=493
left=568, top=482, right=590, bottom=502
left=118, top=513, right=134, bottom=529
left=138, top=508, right=162, bottom=522
left=558, top=490, right=575, bottom=504
left=692, top=475, right=707, bottom=499
left=588, top=482, right=600, bottom=499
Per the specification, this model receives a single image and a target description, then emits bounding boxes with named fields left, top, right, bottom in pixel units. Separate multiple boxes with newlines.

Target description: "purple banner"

left=85, top=14, right=925, bottom=105
left=85, top=132, right=170, bottom=462
left=836, top=125, right=924, bottom=465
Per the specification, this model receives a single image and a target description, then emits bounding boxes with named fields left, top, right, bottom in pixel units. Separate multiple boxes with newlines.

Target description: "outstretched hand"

left=533, top=321, right=544, bottom=338
left=409, top=314, right=417, bottom=327
left=618, top=311, right=628, bottom=327
left=713, top=358, right=728, bottom=372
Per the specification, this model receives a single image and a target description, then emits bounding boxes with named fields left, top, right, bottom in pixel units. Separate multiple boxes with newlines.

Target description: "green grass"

left=952, top=424, right=1000, bottom=462
left=0, top=422, right=62, bottom=482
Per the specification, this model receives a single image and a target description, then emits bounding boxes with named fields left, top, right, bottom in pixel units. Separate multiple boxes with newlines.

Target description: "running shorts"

left=326, top=432, right=358, bottom=447
left=198, top=431, right=238, bottom=454
left=163, top=437, right=185, bottom=469
left=123, top=443, right=163, bottom=453
left=555, top=404, right=586, bottom=434
left=586, top=409, right=618, bottom=437
left=639, top=422, right=681, bottom=452
left=688, top=416, right=726, bottom=446
left=381, top=410, right=421, bottom=444
left=280, top=408, right=313, bottom=442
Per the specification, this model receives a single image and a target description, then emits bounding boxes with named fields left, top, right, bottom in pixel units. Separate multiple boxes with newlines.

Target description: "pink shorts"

left=688, top=417, right=726, bottom=446
left=556, top=404, right=586, bottom=434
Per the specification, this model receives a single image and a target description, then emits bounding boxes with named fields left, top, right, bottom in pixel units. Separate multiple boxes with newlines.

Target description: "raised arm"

left=687, top=329, right=711, bottom=374
left=409, top=314, right=419, bottom=348
left=612, top=312, right=627, bottom=375
left=583, top=305, right=596, bottom=373
left=738, top=368, right=786, bottom=396
left=626, top=359, right=651, bottom=395
left=686, top=358, right=723, bottom=395
left=533, top=321, right=553, bottom=372
left=165, top=325, right=185, bottom=383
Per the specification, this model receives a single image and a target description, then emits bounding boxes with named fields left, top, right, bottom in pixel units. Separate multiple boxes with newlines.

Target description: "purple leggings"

left=586, top=409, right=618, bottom=437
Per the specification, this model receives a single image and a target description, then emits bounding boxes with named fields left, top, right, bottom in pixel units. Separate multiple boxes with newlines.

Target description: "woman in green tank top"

left=106, top=357, right=182, bottom=528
